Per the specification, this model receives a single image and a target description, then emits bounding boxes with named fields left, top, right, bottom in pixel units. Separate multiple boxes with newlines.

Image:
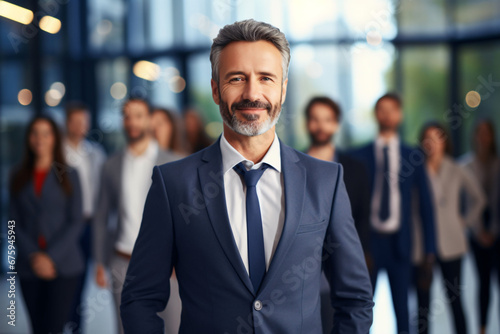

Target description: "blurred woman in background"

left=461, top=119, right=500, bottom=334
left=9, top=115, right=83, bottom=334
left=413, top=122, right=486, bottom=334
left=151, top=107, right=185, bottom=155
left=183, top=108, right=213, bottom=153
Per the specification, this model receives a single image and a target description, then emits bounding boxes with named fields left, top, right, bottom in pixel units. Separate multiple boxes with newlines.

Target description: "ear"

left=281, top=78, right=288, bottom=105
left=332, top=121, right=340, bottom=133
left=211, top=79, right=220, bottom=105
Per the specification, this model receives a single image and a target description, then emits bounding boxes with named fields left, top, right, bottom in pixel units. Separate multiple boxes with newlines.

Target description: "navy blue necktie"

left=379, top=145, right=390, bottom=221
left=233, top=161, right=269, bottom=293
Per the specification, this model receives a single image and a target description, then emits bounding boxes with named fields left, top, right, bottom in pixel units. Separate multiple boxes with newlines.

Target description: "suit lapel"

left=259, top=141, right=306, bottom=293
left=198, top=139, right=255, bottom=295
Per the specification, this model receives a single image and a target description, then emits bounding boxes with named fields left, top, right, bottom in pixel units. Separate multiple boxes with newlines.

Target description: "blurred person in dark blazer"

left=63, top=101, right=106, bottom=333
left=304, top=96, right=371, bottom=334
left=413, top=122, right=485, bottom=334
left=92, top=97, right=182, bottom=334
left=9, top=115, right=83, bottom=334
left=183, top=107, right=213, bottom=153
left=460, top=119, right=500, bottom=334
left=152, top=107, right=186, bottom=155
left=351, top=93, right=437, bottom=333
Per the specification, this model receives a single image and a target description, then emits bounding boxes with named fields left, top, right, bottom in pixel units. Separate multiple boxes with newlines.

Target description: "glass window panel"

left=342, top=0, right=397, bottom=40
left=149, top=57, right=182, bottom=111
left=349, top=43, right=396, bottom=145
left=0, top=19, right=31, bottom=55
left=287, top=44, right=341, bottom=150
left=147, top=0, right=175, bottom=50
left=286, top=43, right=394, bottom=150
left=41, top=59, right=65, bottom=123
left=187, top=52, right=222, bottom=139
left=400, top=45, right=449, bottom=145
left=234, top=0, right=286, bottom=35
left=127, top=0, right=147, bottom=54
left=455, top=0, right=500, bottom=31
left=96, top=57, right=129, bottom=153
left=1, top=60, right=33, bottom=223
left=458, top=42, right=500, bottom=155
left=88, top=0, right=125, bottom=53
left=398, top=0, right=448, bottom=35
left=183, top=0, right=224, bottom=47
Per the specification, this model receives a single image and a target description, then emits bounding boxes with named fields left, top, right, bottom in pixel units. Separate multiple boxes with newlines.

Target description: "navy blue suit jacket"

left=121, top=138, right=374, bottom=334
left=337, top=151, right=371, bottom=252
left=9, top=167, right=84, bottom=278
left=351, top=142, right=436, bottom=261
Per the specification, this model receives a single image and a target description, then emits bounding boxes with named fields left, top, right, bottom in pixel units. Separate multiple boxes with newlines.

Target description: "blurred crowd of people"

left=7, top=93, right=500, bottom=334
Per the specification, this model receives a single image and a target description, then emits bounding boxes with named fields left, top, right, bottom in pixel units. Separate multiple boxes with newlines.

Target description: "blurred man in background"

left=92, top=98, right=181, bottom=334
left=304, top=96, right=371, bottom=333
left=352, top=93, right=437, bottom=333
left=63, top=102, right=106, bottom=333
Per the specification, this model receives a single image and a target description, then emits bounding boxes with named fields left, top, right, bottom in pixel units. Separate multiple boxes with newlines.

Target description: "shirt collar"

left=220, top=132, right=281, bottom=174
left=125, top=139, right=159, bottom=160
left=375, top=134, right=400, bottom=150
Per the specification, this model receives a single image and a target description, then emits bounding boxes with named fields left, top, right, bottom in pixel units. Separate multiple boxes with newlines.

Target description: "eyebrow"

left=224, top=71, right=279, bottom=80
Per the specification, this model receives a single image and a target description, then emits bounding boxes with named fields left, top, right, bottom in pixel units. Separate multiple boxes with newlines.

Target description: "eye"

left=229, top=77, right=243, bottom=82
left=262, top=77, right=273, bottom=81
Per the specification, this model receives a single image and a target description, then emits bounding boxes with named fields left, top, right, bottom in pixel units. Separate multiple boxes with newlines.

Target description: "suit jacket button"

left=254, top=300, right=262, bottom=311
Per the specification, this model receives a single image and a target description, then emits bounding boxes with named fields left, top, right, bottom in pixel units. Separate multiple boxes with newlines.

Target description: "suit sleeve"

left=121, top=166, right=174, bottom=334
left=357, top=162, right=371, bottom=253
left=46, top=169, right=84, bottom=268
left=415, top=161, right=437, bottom=255
left=323, top=165, right=374, bottom=334
left=92, top=161, right=112, bottom=265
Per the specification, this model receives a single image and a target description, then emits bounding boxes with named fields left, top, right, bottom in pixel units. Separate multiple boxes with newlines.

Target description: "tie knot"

left=233, top=162, right=270, bottom=187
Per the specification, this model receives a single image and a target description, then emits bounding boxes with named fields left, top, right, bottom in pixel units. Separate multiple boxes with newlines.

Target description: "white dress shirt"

left=115, top=139, right=159, bottom=254
left=220, top=132, right=285, bottom=274
left=64, top=139, right=106, bottom=218
left=371, top=135, right=401, bottom=233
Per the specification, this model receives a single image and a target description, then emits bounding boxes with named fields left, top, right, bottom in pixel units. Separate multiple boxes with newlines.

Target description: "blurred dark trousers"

left=415, top=257, right=467, bottom=334
left=69, top=220, right=92, bottom=333
left=20, top=275, right=79, bottom=334
left=470, top=237, right=500, bottom=328
left=370, top=232, right=411, bottom=334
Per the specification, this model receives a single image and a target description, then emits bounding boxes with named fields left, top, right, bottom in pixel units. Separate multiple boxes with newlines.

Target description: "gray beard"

left=219, top=93, right=282, bottom=137
left=223, top=107, right=281, bottom=137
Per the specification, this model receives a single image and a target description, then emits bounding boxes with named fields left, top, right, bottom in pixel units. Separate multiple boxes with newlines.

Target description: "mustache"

left=231, top=100, right=272, bottom=112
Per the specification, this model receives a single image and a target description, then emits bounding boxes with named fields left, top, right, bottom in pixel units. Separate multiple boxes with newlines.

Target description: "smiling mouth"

left=236, top=108, right=266, bottom=113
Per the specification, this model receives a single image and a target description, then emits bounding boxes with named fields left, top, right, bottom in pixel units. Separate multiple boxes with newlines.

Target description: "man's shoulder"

left=157, top=149, right=184, bottom=165
left=157, top=146, right=210, bottom=174
left=284, top=144, right=341, bottom=175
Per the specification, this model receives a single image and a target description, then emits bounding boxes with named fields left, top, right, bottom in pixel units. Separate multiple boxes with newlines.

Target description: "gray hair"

left=210, top=19, right=291, bottom=83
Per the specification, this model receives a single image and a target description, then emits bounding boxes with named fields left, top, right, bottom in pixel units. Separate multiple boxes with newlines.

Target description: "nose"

left=241, top=77, right=261, bottom=102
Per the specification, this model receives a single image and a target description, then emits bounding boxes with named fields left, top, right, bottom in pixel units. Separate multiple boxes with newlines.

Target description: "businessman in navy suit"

left=121, top=19, right=373, bottom=334
left=352, top=93, right=437, bottom=333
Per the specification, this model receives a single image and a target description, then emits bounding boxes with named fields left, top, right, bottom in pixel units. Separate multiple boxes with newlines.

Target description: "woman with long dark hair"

left=461, top=119, right=500, bottom=334
left=151, top=107, right=185, bottom=155
left=413, top=122, right=485, bottom=334
left=9, top=115, right=83, bottom=334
